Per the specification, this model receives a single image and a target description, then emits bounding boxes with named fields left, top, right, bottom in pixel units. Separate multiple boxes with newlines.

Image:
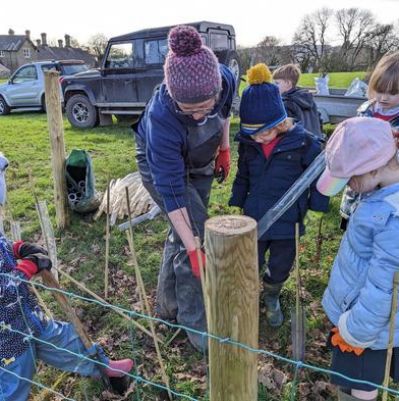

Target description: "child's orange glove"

left=331, top=327, right=365, bottom=356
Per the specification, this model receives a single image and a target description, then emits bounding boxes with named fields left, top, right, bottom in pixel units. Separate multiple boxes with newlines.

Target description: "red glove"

left=215, top=147, right=230, bottom=183
left=187, top=249, right=206, bottom=279
left=16, top=254, right=52, bottom=280
left=331, top=327, right=365, bottom=356
left=16, top=259, right=39, bottom=280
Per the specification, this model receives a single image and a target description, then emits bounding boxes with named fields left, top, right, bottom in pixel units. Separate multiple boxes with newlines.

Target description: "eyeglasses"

left=175, top=106, right=215, bottom=116
left=174, top=96, right=218, bottom=117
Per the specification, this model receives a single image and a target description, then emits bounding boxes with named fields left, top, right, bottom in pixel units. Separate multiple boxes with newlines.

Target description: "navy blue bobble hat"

left=239, top=63, right=287, bottom=136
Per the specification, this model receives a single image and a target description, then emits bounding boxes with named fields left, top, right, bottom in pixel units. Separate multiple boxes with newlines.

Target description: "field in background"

left=298, top=71, right=367, bottom=88
left=239, top=70, right=366, bottom=95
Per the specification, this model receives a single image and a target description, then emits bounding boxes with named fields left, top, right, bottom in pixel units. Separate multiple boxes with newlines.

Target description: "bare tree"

left=335, top=8, right=375, bottom=70
left=292, top=7, right=333, bottom=72
left=366, top=23, right=399, bottom=67
left=256, top=36, right=282, bottom=66
left=87, top=33, right=109, bottom=63
left=69, top=36, right=80, bottom=48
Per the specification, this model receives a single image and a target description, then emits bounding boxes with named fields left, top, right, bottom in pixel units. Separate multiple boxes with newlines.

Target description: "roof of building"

left=0, top=62, right=10, bottom=72
left=36, top=46, right=96, bottom=66
left=0, top=35, right=34, bottom=51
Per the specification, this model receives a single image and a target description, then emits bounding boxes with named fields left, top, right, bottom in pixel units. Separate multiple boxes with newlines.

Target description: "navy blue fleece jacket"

left=135, top=64, right=236, bottom=212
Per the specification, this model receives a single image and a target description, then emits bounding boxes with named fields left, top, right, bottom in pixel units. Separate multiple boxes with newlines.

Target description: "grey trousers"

left=142, top=176, right=212, bottom=351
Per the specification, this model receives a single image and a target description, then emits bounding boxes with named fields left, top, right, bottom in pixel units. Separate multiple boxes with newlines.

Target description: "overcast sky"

left=2, top=0, right=398, bottom=47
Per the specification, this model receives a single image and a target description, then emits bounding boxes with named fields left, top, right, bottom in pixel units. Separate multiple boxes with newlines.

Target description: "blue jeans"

left=0, top=319, right=108, bottom=401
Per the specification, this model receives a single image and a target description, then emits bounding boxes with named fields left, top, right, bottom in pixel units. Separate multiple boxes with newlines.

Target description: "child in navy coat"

left=229, top=64, right=329, bottom=327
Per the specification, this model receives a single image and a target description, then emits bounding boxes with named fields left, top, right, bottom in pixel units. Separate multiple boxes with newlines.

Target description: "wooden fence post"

left=205, top=215, right=259, bottom=401
left=44, top=70, right=68, bottom=229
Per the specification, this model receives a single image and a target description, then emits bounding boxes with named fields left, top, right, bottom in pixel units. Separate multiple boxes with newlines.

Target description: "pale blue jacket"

left=323, top=183, right=399, bottom=350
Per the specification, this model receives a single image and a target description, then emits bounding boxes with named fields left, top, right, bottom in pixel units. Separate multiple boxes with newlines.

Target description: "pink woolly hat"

left=164, top=25, right=222, bottom=104
left=317, top=117, right=396, bottom=196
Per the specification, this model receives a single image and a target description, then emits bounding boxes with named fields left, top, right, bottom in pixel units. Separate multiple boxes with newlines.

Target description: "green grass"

left=0, top=111, right=364, bottom=400
left=298, top=71, right=367, bottom=89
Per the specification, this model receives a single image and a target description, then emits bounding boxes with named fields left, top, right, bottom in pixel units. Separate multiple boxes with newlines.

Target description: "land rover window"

left=105, top=43, right=134, bottom=69
left=144, top=39, right=168, bottom=65
left=210, top=33, right=228, bottom=50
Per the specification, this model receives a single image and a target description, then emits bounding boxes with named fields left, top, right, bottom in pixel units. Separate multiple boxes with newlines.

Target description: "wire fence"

left=1, top=272, right=399, bottom=401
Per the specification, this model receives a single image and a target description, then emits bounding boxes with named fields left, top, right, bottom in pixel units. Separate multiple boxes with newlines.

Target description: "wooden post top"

left=205, top=215, right=257, bottom=236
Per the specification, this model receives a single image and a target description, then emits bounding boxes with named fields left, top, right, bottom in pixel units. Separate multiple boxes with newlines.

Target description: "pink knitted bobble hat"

left=164, top=25, right=222, bottom=104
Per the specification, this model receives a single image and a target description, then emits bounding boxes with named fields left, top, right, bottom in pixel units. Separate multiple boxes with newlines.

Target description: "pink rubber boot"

left=105, top=359, right=134, bottom=378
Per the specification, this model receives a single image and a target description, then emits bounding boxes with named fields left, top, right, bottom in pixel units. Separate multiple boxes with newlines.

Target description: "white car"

left=0, top=60, right=89, bottom=115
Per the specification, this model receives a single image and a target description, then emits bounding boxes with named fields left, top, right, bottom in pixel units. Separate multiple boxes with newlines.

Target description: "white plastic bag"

left=315, top=75, right=330, bottom=95
left=345, top=77, right=368, bottom=97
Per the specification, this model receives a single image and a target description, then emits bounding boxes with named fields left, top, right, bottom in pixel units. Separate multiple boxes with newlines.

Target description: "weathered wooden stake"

left=10, top=221, right=21, bottom=242
left=8, top=217, right=53, bottom=319
left=36, top=200, right=59, bottom=281
left=205, top=215, right=259, bottom=401
left=44, top=70, right=68, bottom=229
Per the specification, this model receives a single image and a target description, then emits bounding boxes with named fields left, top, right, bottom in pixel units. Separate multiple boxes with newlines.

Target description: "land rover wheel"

left=66, top=94, right=98, bottom=128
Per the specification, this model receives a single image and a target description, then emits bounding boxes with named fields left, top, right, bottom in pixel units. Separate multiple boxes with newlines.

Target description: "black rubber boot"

left=263, top=282, right=284, bottom=327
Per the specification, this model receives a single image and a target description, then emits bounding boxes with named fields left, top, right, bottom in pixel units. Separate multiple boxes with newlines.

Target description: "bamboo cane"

left=315, top=215, right=324, bottom=268
left=105, top=178, right=111, bottom=298
left=55, top=267, right=157, bottom=341
left=291, top=222, right=305, bottom=361
left=382, top=271, right=399, bottom=401
left=39, top=270, right=112, bottom=389
left=125, top=187, right=172, bottom=401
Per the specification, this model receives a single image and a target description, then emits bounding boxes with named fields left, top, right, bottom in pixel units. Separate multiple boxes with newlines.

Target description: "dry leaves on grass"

left=299, top=380, right=335, bottom=401
left=258, top=363, right=288, bottom=392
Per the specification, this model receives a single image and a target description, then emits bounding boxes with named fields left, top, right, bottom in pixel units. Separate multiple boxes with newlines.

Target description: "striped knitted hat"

left=164, top=25, right=222, bottom=104
left=240, top=63, right=287, bottom=136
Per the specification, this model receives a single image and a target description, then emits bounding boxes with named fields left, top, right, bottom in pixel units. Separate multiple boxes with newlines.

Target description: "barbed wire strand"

left=2, top=272, right=399, bottom=398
